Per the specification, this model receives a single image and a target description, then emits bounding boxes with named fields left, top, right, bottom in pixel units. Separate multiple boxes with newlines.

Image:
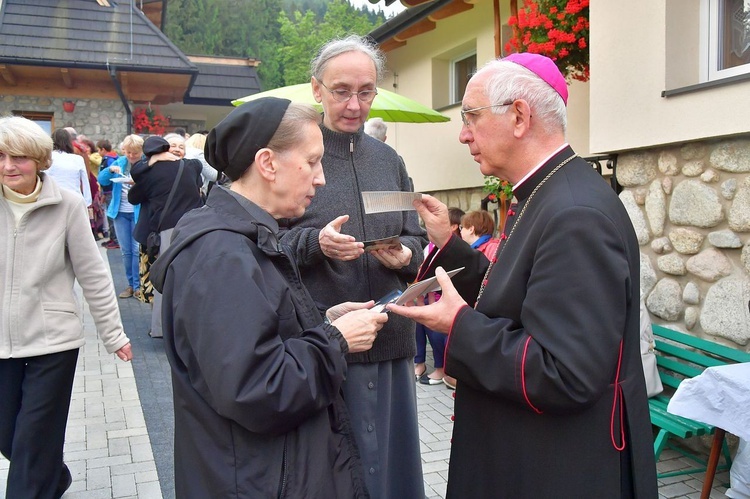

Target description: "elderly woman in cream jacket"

left=0, top=116, right=132, bottom=499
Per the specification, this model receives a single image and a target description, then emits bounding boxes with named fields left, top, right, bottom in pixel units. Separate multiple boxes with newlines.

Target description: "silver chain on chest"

left=475, top=154, right=578, bottom=306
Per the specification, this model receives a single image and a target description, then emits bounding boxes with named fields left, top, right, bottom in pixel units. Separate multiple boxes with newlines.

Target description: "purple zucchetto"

left=503, top=53, right=568, bottom=106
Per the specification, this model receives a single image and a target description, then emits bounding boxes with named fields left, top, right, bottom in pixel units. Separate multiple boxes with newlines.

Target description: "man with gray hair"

left=364, top=117, right=387, bottom=142
left=280, top=35, right=427, bottom=498
left=63, top=127, right=77, bottom=140
left=389, top=53, right=658, bottom=498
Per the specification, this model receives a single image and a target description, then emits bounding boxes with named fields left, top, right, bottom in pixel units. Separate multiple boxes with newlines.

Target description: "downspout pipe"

left=108, top=64, right=132, bottom=134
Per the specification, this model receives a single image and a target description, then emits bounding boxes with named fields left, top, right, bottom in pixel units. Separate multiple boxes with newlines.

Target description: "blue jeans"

left=414, top=322, right=446, bottom=368
left=112, top=212, right=139, bottom=290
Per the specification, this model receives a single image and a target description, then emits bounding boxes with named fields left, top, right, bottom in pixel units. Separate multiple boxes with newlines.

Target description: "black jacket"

left=150, top=186, right=368, bottom=498
left=128, top=158, right=203, bottom=245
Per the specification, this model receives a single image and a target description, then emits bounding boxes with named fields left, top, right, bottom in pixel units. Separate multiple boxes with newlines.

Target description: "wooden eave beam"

left=393, top=18, right=436, bottom=42
left=188, top=55, right=260, bottom=67
left=428, top=0, right=474, bottom=21
left=380, top=38, right=408, bottom=52
left=60, top=68, right=74, bottom=88
left=0, top=65, right=17, bottom=86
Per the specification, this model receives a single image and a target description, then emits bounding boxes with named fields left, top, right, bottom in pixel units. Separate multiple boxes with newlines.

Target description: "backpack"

left=99, top=155, right=118, bottom=192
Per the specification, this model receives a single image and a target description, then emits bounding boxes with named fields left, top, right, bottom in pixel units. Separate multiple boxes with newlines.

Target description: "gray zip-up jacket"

left=280, top=126, right=427, bottom=363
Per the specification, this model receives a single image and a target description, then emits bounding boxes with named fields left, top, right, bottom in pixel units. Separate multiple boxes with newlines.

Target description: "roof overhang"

left=0, top=60, right=195, bottom=105
left=369, top=0, right=474, bottom=52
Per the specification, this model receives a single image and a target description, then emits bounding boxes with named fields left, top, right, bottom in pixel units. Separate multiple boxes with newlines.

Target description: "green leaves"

left=278, top=0, right=384, bottom=85
left=163, top=0, right=385, bottom=89
left=483, top=176, right=514, bottom=201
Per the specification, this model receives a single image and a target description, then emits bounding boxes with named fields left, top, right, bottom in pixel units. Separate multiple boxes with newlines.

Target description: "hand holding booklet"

left=110, top=176, right=133, bottom=184
left=371, top=267, right=465, bottom=313
left=362, top=235, right=402, bottom=252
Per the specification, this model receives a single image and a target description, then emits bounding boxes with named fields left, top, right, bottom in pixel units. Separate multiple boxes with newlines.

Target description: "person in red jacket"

left=459, top=209, right=499, bottom=260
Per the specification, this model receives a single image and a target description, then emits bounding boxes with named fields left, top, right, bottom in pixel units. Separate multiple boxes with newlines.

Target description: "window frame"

left=14, top=111, right=54, bottom=135
left=449, top=51, right=477, bottom=106
left=704, top=0, right=750, bottom=81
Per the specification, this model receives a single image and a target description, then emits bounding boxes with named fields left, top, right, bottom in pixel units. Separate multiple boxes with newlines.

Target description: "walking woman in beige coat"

left=0, top=116, right=132, bottom=498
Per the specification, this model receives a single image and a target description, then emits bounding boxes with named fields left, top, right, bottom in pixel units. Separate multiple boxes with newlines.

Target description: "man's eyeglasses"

left=460, top=101, right=514, bottom=127
left=319, top=81, right=378, bottom=103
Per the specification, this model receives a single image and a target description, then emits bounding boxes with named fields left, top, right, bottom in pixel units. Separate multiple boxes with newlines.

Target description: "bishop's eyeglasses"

left=460, top=101, right=514, bottom=127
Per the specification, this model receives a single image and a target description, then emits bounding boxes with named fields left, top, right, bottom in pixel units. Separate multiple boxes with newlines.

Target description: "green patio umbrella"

left=232, top=83, right=450, bottom=123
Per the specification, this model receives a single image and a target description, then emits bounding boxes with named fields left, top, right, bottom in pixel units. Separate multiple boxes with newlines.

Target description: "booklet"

left=362, top=235, right=402, bottom=252
left=110, top=175, right=133, bottom=184
left=371, top=267, right=465, bottom=312
left=361, top=191, right=422, bottom=214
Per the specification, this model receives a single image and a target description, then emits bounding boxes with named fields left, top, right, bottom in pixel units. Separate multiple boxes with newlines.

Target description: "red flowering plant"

left=506, top=0, right=590, bottom=82
left=483, top=176, right=515, bottom=232
left=132, top=105, right=169, bottom=136
left=484, top=176, right=514, bottom=202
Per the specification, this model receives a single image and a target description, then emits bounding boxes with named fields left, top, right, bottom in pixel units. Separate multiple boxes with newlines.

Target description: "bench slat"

left=652, top=325, right=750, bottom=363
left=655, top=341, right=728, bottom=369
left=656, top=354, right=705, bottom=379
left=648, top=401, right=711, bottom=437
left=657, top=372, right=682, bottom=390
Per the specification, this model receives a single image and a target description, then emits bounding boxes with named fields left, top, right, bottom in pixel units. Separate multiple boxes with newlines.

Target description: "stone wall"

left=0, top=95, right=129, bottom=144
left=617, top=136, right=750, bottom=349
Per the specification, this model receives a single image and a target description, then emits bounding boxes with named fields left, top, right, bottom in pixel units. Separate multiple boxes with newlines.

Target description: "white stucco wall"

left=590, top=1, right=750, bottom=154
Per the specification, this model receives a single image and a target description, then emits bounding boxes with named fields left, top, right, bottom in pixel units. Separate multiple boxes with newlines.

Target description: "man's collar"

left=512, top=143, right=569, bottom=193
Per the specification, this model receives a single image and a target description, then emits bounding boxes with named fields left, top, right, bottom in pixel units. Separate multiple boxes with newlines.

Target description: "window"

left=14, top=111, right=54, bottom=134
left=451, top=52, right=477, bottom=104
left=706, top=0, right=750, bottom=80
left=431, top=42, right=476, bottom=109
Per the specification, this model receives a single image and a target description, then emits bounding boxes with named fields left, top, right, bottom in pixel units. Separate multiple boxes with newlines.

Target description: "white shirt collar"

left=512, top=143, right=569, bottom=192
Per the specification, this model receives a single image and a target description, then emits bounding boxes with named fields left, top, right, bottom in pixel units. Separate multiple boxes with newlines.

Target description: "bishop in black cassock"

left=389, top=53, right=658, bottom=498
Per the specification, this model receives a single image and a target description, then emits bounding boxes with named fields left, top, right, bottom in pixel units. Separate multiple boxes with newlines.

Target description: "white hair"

left=310, top=35, right=386, bottom=83
left=476, top=59, right=567, bottom=135
left=163, top=133, right=185, bottom=144
left=364, top=118, right=387, bottom=141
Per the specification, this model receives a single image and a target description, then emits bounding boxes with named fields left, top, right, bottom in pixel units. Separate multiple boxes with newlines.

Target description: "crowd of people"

left=1, top=34, right=658, bottom=499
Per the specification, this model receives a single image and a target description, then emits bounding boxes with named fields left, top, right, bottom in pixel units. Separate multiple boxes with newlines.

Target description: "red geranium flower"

left=506, top=0, right=590, bottom=82
left=132, top=105, right=169, bottom=136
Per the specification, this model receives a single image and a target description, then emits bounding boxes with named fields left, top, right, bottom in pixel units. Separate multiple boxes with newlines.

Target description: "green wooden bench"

left=650, top=324, right=750, bottom=481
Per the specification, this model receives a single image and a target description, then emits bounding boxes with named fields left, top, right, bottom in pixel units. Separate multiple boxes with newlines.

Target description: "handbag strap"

left=156, top=159, right=185, bottom=233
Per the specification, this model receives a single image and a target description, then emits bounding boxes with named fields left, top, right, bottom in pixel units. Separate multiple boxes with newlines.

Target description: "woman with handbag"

left=128, top=136, right=203, bottom=338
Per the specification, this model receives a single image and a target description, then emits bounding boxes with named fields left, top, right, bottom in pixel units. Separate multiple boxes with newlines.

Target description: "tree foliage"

left=278, top=0, right=382, bottom=84
left=163, top=0, right=384, bottom=89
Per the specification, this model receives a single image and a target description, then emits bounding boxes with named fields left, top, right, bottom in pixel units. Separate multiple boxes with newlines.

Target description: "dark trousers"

left=0, top=349, right=79, bottom=499
left=102, top=191, right=117, bottom=242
